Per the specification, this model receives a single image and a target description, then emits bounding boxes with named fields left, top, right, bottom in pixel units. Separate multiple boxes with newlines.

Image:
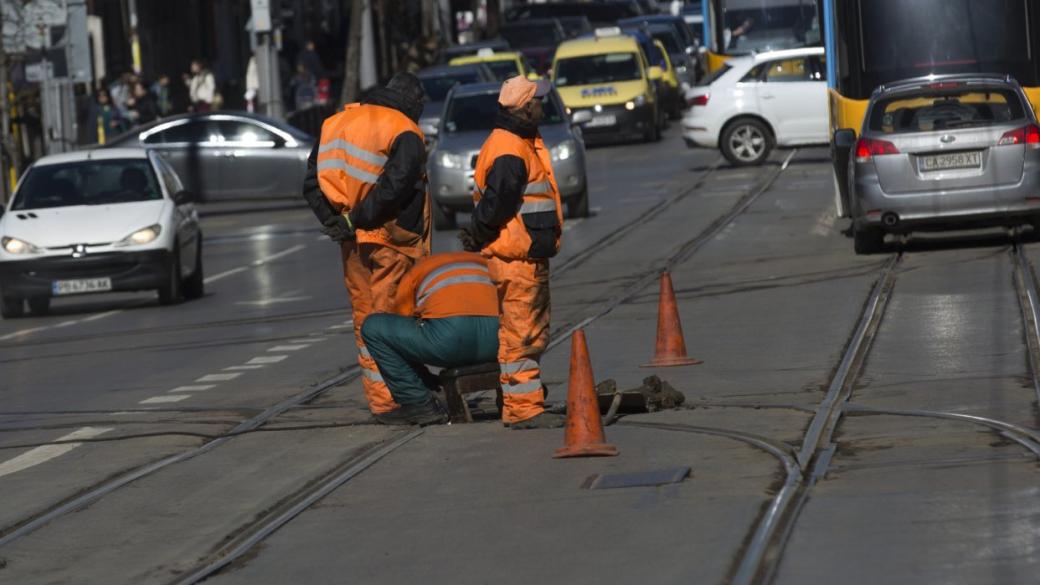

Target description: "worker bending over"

left=459, top=76, right=565, bottom=430
left=302, top=73, right=431, bottom=422
left=360, top=251, right=500, bottom=425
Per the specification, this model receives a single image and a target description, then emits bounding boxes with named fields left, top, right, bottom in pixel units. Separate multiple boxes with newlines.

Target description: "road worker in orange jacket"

left=301, top=73, right=431, bottom=422
left=458, top=76, right=566, bottom=430
left=360, top=252, right=500, bottom=425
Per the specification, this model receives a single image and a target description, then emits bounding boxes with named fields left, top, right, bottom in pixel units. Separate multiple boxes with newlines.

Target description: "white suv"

left=682, top=47, right=828, bottom=165
left=0, top=148, right=203, bottom=317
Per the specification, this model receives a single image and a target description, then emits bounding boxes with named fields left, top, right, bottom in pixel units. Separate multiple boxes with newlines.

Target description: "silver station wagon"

left=840, top=74, right=1040, bottom=254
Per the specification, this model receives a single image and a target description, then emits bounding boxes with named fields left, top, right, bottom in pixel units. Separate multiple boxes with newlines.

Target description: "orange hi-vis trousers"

left=341, top=241, right=415, bottom=414
left=487, top=256, right=550, bottom=424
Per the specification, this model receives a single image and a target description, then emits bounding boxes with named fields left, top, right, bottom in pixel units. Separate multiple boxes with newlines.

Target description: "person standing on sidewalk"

left=459, top=76, right=565, bottom=430
left=301, top=73, right=432, bottom=422
left=360, top=251, right=500, bottom=425
left=184, top=59, right=216, bottom=112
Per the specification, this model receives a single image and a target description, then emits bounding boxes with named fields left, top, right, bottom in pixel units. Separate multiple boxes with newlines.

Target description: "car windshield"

left=720, top=0, right=819, bottom=55
left=442, top=92, right=565, bottom=133
left=555, top=52, right=642, bottom=87
left=12, top=159, right=163, bottom=210
left=485, top=60, right=521, bottom=80
left=421, top=72, right=483, bottom=101
left=651, top=29, right=682, bottom=55
left=500, top=24, right=561, bottom=49
left=868, top=86, right=1028, bottom=134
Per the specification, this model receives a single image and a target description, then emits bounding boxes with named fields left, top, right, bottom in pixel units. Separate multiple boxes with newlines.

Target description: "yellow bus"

left=701, top=0, right=821, bottom=74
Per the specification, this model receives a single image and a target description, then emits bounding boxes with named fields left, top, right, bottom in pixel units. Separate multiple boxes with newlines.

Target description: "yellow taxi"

left=551, top=29, right=664, bottom=143
left=449, top=49, right=539, bottom=82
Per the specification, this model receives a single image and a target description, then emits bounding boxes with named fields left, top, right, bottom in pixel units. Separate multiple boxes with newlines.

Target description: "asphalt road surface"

left=2, top=123, right=1040, bottom=584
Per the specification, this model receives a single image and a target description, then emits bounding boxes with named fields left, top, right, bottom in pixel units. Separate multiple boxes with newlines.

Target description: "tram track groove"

left=1010, top=243, right=1040, bottom=409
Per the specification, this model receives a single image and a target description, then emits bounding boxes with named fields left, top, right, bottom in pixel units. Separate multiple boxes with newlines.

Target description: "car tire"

left=668, top=95, right=683, bottom=120
left=643, top=108, right=662, bottom=143
left=853, top=224, right=885, bottom=255
left=182, top=237, right=205, bottom=300
left=566, top=187, right=590, bottom=219
left=158, top=247, right=184, bottom=305
left=432, top=204, right=457, bottom=231
left=721, top=118, right=774, bottom=166
left=1, top=297, right=24, bottom=319
left=27, top=297, right=50, bottom=315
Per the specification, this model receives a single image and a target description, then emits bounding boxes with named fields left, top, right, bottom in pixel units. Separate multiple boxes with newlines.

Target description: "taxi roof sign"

left=477, top=47, right=496, bottom=57
left=594, top=27, right=623, bottom=38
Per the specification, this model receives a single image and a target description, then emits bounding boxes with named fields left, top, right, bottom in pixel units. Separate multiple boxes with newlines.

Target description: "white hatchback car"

left=682, top=47, right=828, bottom=165
left=0, top=148, right=202, bottom=317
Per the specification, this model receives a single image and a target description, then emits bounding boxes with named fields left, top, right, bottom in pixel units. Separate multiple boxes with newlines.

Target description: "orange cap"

left=498, top=76, right=552, bottom=108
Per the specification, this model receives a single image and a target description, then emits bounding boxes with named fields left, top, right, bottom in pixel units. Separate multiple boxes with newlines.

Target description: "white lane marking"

left=781, top=149, right=797, bottom=170
left=810, top=208, right=836, bottom=237
left=290, top=338, right=326, bottom=344
left=203, top=266, right=248, bottom=284
left=563, top=218, right=585, bottom=232
left=247, top=355, right=288, bottom=365
left=0, top=427, right=113, bottom=479
left=0, top=326, right=47, bottom=341
left=225, top=365, right=264, bottom=371
left=169, top=385, right=216, bottom=393
left=204, top=243, right=308, bottom=285
left=268, top=344, right=308, bottom=352
left=139, top=395, right=191, bottom=405
left=234, top=295, right=312, bottom=307
left=196, top=373, right=241, bottom=382
left=55, top=320, right=78, bottom=328
left=82, top=309, right=126, bottom=323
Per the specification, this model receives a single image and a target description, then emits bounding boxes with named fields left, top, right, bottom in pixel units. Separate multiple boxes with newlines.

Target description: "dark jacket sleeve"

left=301, top=141, right=339, bottom=226
left=349, top=131, right=426, bottom=230
left=470, top=154, right=527, bottom=244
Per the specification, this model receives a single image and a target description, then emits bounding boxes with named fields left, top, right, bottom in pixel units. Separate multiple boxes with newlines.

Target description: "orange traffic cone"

left=554, top=330, right=619, bottom=458
left=642, top=271, right=703, bottom=367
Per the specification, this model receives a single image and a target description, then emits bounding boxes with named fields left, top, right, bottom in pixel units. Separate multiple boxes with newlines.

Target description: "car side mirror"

left=173, top=190, right=197, bottom=205
left=571, top=110, right=593, bottom=125
left=833, top=128, right=857, bottom=149
left=648, top=66, right=664, bottom=81
left=526, top=72, right=540, bottom=81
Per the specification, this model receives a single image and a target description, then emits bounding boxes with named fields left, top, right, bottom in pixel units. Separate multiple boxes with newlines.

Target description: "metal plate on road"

left=586, top=114, right=617, bottom=128
left=581, top=466, right=691, bottom=489
left=52, top=278, right=112, bottom=296
left=920, top=150, right=981, bottom=171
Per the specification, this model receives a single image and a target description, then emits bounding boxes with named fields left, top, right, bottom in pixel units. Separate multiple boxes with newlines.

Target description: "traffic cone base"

left=554, top=443, right=619, bottom=458
left=555, top=330, right=619, bottom=459
left=641, top=355, right=703, bottom=367
left=644, top=271, right=702, bottom=368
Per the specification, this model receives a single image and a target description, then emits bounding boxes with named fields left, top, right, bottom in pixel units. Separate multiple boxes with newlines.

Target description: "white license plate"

left=52, top=277, right=112, bottom=296
left=586, top=114, right=617, bottom=128
left=920, top=151, right=982, bottom=171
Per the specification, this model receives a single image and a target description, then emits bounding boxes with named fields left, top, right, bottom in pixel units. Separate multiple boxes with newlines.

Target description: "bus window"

left=720, top=0, right=820, bottom=55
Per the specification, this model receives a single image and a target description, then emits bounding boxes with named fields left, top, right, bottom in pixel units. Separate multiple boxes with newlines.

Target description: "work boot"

left=508, top=411, right=566, bottom=430
left=373, top=396, right=449, bottom=427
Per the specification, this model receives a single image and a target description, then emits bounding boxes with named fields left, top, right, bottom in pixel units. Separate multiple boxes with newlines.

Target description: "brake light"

left=854, top=137, right=899, bottom=161
left=998, top=124, right=1040, bottom=147
left=687, top=93, right=709, bottom=106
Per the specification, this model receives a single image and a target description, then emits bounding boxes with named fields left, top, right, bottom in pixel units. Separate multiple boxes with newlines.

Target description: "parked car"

left=498, top=19, right=567, bottom=75
left=417, top=63, right=497, bottom=140
left=427, top=82, right=589, bottom=229
left=556, top=16, right=593, bottom=38
left=450, top=50, right=539, bottom=81
left=841, top=74, right=1040, bottom=254
left=681, top=46, right=826, bottom=165
left=106, top=112, right=313, bottom=201
left=617, top=24, right=684, bottom=119
left=619, top=14, right=701, bottom=86
left=441, top=39, right=512, bottom=63
left=0, top=148, right=203, bottom=317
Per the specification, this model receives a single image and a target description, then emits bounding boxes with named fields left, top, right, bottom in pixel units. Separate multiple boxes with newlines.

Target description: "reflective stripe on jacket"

left=394, top=252, right=499, bottom=319
left=317, top=103, right=430, bottom=256
left=473, top=129, right=563, bottom=260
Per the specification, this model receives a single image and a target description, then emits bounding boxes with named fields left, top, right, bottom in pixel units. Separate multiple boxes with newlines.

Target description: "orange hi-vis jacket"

left=317, top=103, right=430, bottom=257
left=472, top=129, right=563, bottom=260
left=393, top=252, right=499, bottom=319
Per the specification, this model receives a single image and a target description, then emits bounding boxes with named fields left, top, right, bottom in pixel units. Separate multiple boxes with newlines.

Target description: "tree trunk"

left=340, top=0, right=365, bottom=105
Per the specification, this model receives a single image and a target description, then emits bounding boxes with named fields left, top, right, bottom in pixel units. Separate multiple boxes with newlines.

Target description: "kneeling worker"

left=361, top=251, right=500, bottom=425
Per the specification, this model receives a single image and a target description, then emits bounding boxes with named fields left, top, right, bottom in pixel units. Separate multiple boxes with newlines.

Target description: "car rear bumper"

left=573, top=104, right=655, bottom=143
left=0, top=249, right=170, bottom=298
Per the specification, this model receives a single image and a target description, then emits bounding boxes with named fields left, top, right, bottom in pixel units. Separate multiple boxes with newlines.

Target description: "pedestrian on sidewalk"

left=88, top=88, right=126, bottom=145
left=151, top=74, right=173, bottom=117
left=290, top=63, right=317, bottom=111
left=360, top=251, right=500, bottom=425
left=459, top=76, right=565, bottom=430
left=184, top=59, right=216, bottom=112
left=301, top=72, right=432, bottom=421
left=126, top=81, right=158, bottom=126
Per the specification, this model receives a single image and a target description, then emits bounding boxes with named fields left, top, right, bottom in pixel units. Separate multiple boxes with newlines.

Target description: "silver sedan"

left=107, top=112, right=314, bottom=202
left=841, top=74, right=1040, bottom=254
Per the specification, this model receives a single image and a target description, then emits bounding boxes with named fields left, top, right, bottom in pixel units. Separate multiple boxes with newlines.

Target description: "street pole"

left=0, top=0, right=11, bottom=201
left=251, top=0, right=284, bottom=119
left=128, top=0, right=142, bottom=76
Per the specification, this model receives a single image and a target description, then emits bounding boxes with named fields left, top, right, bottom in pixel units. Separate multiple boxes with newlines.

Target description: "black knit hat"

left=386, top=73, right=425, bottom=106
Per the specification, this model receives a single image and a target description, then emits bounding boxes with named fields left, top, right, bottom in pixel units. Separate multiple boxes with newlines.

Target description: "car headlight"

left=551, top=139, right=578, bottom=162
left=116, top=224, right=162, bottom=247
left=1, top=236, right=41, bottom=255
left=625, top=95, right=648, bottom=110
left=421, top=119, right=439, bottom=136
left=437, top=151, right=465, bottom=169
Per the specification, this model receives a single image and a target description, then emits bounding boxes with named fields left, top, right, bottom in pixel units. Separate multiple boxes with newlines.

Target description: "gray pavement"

left=2, top=124, right=1040, bottom=584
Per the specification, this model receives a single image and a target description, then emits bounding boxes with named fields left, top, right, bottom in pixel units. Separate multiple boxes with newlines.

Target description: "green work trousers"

left=360, top=314, right=500, bottom=406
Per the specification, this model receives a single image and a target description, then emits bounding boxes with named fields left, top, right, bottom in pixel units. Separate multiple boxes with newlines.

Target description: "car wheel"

left=27, top=297, right=50, bottom=315
left=182, top=237, right=205, bottom=300
left=853, top=223, right=885, bottom=255
left=158, top=247, right=184, bottom=305
left=668, top=95, right=683, bottom=120
left=1, top=297, right=24, bottom=319
left=566, top=187, right=590, bottom=219
left=432, top=204, right=457, bottom=231
left=721, top=118, right=774, bottom=166
left=643, top=108, right=662, bottom=143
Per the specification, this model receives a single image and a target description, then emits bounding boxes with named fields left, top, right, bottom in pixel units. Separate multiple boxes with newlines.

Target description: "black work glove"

left=321, top=214, right=355, bottom=242
left=457, top=227, right=482, bottom=252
